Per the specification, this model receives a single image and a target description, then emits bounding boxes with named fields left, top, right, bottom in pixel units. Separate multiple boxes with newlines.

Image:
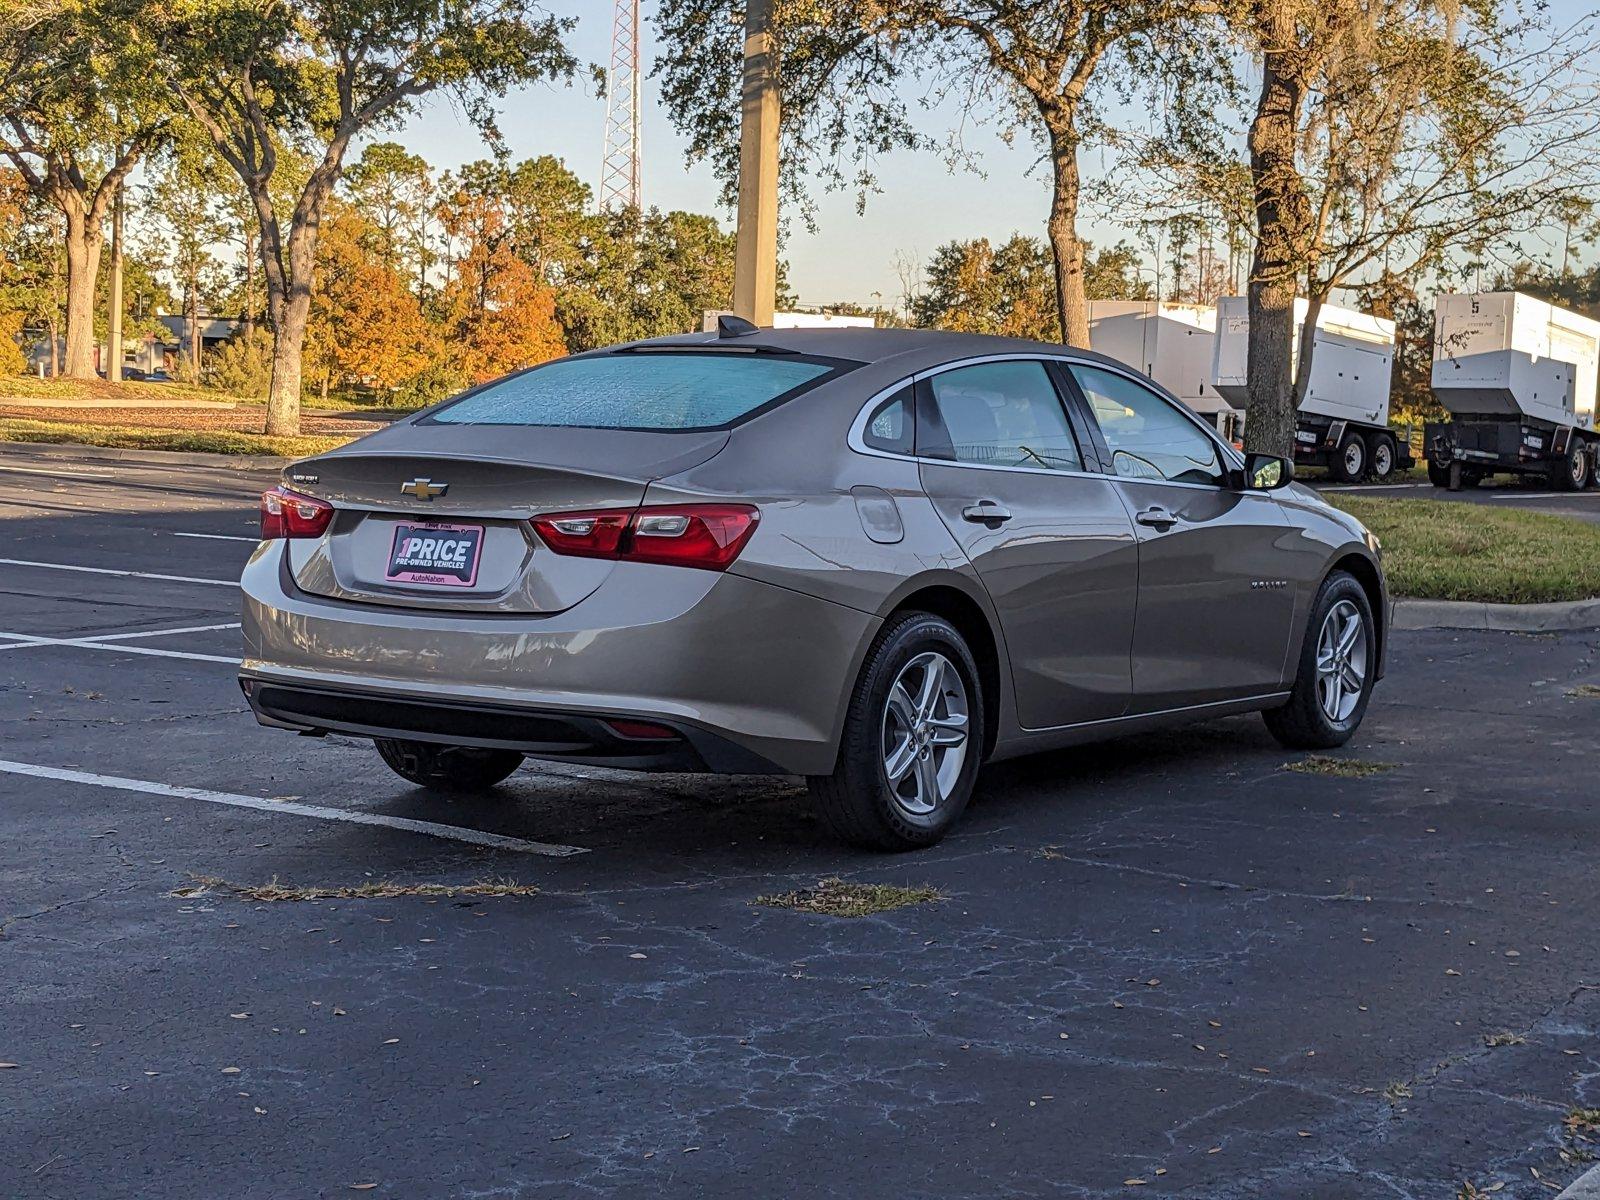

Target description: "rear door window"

left=428, top=352, right=848, bottom=430
left=919, top=361, right=1084, bottom=471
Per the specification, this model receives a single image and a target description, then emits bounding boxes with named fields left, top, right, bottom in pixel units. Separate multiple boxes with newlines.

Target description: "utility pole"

left=106, top=171, right=124, bottom=383
left=732, top=0, right=779, bottom=326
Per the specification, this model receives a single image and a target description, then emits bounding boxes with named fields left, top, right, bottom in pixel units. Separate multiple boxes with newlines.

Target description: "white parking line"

left=0, top=759, right=587, bottom=857
left=0, top=463, right=116, bottom=479
left=172, top=532, right=259, bottom=543
left=85, top=622, right=242, bottom=643
left=1318, top=483, right=1421, bottom=492
left=0, top=630, right=238, bottom=664
left=1487, top=492, right=1600, bottom=501
left=0, top=557, right=238, bottom=586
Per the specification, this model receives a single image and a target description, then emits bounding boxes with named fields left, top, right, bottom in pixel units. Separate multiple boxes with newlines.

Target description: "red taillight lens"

left=529, top=509, right=632, bottom=558
left=531, top=504, right=759, bottom=571
left=260, top=486, right=334, bottom=540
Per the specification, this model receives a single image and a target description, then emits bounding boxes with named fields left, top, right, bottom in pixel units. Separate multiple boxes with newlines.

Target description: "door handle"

left=961, top=501, right=1013, bottom=523
left=1135, top=506, right=1178, bottom=529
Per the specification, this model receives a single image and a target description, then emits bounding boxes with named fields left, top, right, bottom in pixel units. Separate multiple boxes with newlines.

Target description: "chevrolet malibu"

left=240, top=324, right=1387, bottom=850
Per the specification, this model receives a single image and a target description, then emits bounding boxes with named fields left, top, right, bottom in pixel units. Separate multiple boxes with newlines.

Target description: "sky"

left=386, top=0, right=1594, bottom=309
left=386, top=1, right=1128, bottom=308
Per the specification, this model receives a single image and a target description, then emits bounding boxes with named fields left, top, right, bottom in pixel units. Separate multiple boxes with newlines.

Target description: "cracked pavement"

left=3, top=443, right=1600, bottom=1198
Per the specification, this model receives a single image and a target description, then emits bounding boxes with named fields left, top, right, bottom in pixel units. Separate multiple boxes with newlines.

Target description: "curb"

left=1558, top=1164, right=1600, bottom=1198
left=1, top=396, right=237, bottom=410
left=1394, top=597, right=1600, bottom=633
left=0, top=439, right=291, bottom=473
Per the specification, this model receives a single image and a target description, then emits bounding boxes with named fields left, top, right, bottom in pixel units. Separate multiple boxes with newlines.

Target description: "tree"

left=435, top=181, right=565, bottom=383
left=912, top=235, right=1153, bottom=339
left=304, top=205, right=441, bottom=397
left=151, top=0, right=577, bottom=435
left=656, top=0, right=1226, bottom=347
left=0, top=167, right=66, bottom=374
left=0, top=0, right=170, bottom=378
left=1219, top=1, right=1600, bottom=454
left=344, top=141, right=437, bottom=294
left=141, top=134, right=233, bottom=378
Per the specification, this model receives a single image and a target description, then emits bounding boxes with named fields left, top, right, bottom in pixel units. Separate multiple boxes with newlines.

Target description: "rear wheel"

left=1331, top=431, right=1366, bottom=484
left=1368, top=433, right=1397, bottom=483
left=1263, top=571, right=1377, bottom=750
left=374, top=739, right=523, bottom=792
left=1555, top=438, right=1590, bottom=492
left=1426, top=459, right=1451, bottom=488
left=807, top=613, right=984, bottom=851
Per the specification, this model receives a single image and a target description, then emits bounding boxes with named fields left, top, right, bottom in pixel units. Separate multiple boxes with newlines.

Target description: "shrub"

left=204, top=328, right=274, bottom=398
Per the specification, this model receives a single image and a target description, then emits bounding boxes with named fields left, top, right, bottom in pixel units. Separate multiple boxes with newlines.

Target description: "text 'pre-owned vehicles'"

left=240, top=322, right=1388, bottom=851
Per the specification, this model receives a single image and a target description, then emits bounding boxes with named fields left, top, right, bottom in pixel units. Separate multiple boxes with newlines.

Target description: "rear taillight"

left=531, top=504, right=759, bottom=572
left=260, top=486, right=334, bottom=540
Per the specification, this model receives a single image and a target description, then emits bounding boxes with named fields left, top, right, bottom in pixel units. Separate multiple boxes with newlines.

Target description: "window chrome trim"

left=846, top=351, right=1246, bottom=485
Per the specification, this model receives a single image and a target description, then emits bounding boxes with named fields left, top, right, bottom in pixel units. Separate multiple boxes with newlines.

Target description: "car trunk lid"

left=281, top=426, right=729, bottom=614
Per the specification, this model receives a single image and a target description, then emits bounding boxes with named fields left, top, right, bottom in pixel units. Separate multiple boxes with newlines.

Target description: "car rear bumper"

left=239, top=542, right=876, bottom=776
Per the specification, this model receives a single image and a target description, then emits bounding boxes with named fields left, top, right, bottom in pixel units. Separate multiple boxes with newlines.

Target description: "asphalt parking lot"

left=6, top=442, right=1600, bottom=1199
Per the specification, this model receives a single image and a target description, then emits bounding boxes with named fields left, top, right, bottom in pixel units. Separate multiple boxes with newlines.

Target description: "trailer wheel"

left=1426, top=459, right=1451, bottom=488
left=1331, top=431, right=1367, bottom=484
left=1554, top=439, right=1589, bottom=492
left=1368, top=433, right=1397, bottom=483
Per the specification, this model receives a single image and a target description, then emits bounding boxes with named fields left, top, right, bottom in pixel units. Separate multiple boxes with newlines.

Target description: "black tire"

left=1368, top=433, right=1397, bottom=483
left=1262, top=571, right=1377, bottom=750
left=374, top=739, right=523, bottom=792
left=807, top=612, right=985, bottom=851
left=1554, top=438, right=1589, bottom=492
left=1331, top=431, right=1367, bottom=484
left=1426, top=459, right=1451, bottom=488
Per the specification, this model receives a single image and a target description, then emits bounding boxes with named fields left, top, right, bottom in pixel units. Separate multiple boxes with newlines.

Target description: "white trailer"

left=1086, top=301, right=1240, bottom=439
left=701, top=309, right=877, bottom=331
left=1425, top=292, right=1600, bottom=490
left=1210, top=295, right=1404, bottom=481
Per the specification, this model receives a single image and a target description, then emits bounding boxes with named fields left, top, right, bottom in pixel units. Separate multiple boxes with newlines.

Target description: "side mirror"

left=1242, top=452, right=1294, bottom=491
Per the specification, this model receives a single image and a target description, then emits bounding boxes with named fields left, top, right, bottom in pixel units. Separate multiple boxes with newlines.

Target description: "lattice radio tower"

left=600, top=0, right=642, bottom=212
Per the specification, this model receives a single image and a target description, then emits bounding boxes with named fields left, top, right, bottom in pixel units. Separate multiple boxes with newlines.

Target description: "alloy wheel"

left=881, top=651, right=970, bottom=816
left=1314, top=599, right=1368, bottom=723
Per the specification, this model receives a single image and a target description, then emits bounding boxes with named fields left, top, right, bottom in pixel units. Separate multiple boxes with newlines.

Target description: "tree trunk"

left=242, top=226, right=257, bottom=339
left=61, top=212, right=103, bottom=380
left=1046, top=131, right=1090, bottom=348
left=1243, top=43, right=1311, bottom=458
left=264, top=222, right=317, bottom=436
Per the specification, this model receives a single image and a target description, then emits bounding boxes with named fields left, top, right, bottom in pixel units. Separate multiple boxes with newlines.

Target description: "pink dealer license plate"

left=385, top=522, right=485, bottom=587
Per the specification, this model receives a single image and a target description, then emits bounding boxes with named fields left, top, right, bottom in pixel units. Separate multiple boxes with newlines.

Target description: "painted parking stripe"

left=0, top=557, right=236, bottom=586
left=0, top=631, right=238, bottom=664
left=1487, top=492, right=1600, bottom=501
left=83, top=622, right=242, bottom=643
left=1317, top=483, right=1421, bottom=492
left=172, top=532, right=259, bottom=543
left=0, top=759, right=587, bottom=857
left=0, top=463, right=116, bottom=479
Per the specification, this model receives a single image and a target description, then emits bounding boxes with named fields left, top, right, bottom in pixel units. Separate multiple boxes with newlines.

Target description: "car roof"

left=614, top=326, right=1139, bottom=379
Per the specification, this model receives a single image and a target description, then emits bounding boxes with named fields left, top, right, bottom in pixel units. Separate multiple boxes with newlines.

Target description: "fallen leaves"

left=175, top=875, right=539, bottom=902
left=753, top=878, right=943, bottom=918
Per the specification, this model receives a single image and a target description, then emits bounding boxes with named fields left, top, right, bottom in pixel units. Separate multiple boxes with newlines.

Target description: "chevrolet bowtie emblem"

left=400, top=478, right=448, bottom=501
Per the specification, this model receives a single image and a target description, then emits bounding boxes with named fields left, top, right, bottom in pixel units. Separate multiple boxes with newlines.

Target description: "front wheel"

left=374, top=739, right=523, bottom=792
left=807, top=613, right=985, bottom=851
left=1263, top=571, right=1377, bottom=750
left=1426, top=459, right=1451, bottom=488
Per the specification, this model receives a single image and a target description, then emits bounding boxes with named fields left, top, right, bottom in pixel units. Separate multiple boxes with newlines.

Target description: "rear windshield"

left=426, top=352, right=847, bottom=430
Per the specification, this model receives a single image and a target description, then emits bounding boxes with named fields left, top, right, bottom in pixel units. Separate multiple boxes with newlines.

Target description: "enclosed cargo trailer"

left=1211, top=296, right=1407, bottom=481
left=1426, top=292, right=1600, bottom=490
left=1086, top=301, right=1240, bottom=440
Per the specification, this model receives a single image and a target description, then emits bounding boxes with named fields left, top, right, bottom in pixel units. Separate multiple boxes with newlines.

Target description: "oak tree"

left=150, top=0, right=576, bottom=434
